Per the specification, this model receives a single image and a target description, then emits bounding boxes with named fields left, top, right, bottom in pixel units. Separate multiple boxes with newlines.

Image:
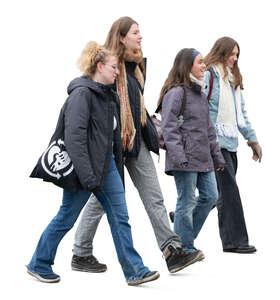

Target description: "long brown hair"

left=158, top=48, right=195, bottom=106
left=103, top=16, right=145, bottom=73
left=204, top=37, right=243, bottom=89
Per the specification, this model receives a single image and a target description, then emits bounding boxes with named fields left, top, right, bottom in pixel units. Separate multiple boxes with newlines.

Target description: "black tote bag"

left=30, top=103, right=82, bottom=192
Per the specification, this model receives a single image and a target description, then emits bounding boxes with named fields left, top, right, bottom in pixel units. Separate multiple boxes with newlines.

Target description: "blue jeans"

left=27, top=155, right=149, bottom=281
left=173, top=171, right=218, bottom=251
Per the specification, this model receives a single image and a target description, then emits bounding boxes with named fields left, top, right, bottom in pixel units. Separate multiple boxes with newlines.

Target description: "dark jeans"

left=215, top=149, right=249, bottom=249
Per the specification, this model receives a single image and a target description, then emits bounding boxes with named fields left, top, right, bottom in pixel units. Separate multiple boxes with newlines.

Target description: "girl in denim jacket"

left=204, top=37, right=262, bottom=253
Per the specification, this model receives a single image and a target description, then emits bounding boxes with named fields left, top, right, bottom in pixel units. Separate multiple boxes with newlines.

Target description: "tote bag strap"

left=207, top=70, right=213, bottom=102
left=155, top=102, right=162, bottom=114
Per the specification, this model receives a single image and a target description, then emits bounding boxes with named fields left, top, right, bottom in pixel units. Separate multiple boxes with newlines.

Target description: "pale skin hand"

left=216, top=167, right=224, bottom=171
left=248, top=142, right=262, bottom=163
left=252, top=146, right=262, bottom=163
left=181, top=163, right=224, bottom=171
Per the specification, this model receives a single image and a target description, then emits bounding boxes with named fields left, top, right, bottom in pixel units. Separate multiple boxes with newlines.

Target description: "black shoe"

left=127, top=271, right=160, bottom=286
left=223, top=245, right=257, bottom=254
left=71, top=255, right=107, bottom=273
left=195, top=249, right=205, bottom=261
left=169, top=211, right=175, bottom=223
left=165, top=246, right=201, bottom=273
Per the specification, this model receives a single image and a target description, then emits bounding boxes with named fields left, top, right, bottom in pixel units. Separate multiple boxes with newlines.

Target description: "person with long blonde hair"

left=204, top=37, right=262, bottom=253
left=26, top=41, right=159, bottom=286
left=71, top=16, right=201, bottom=275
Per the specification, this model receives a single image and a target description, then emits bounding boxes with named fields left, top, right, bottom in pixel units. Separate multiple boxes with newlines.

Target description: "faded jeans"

left=27, top=155, right=149, bottom=281
left=73, top=138, right=181, bottom=257
left=173, top=171, right=218, bottom=251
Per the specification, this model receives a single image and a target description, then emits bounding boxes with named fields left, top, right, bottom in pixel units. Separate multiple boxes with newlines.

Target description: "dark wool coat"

left=161, top=83, right=225, bottom=175
left=64, top=76, right=123, bottom=192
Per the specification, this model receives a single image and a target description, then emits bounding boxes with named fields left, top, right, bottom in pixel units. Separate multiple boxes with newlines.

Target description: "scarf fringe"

left=213, top=64, right=246, bottom=140
left=117, top=50, right=146, bottom=151
left=215, top=123, right=239, bottom=138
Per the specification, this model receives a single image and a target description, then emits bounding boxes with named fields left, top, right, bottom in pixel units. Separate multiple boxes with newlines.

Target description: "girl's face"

left=121, top=23, right=142, bottom=51
left=191, top=53, right=206, bottom=79
left=100, top=56, right=119, bottom=85
left=226, top=45, right=239, bottom=69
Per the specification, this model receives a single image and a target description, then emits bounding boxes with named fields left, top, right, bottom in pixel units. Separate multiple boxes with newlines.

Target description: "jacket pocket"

left=182, top=133, right=192, bottom=157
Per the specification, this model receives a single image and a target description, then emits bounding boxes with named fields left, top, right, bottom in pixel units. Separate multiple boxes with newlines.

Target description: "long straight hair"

left=157, top=48, right=195, bottom=106
left=103, top=16, right=145, bottom=73
left=204, top=37, right=243, bottom=89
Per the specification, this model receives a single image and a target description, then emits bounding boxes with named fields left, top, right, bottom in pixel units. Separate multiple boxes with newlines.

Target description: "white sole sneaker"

left=127, top=271, right=160, bottom=286
left=196, top=250, right=205, bottom=261
left=27, top=269, right=60, bottom=283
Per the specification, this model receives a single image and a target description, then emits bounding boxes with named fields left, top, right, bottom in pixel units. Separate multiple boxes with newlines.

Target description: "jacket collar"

left=190, top=82, right=202, bottom=94
left=125, top=61, right=137, bottom=74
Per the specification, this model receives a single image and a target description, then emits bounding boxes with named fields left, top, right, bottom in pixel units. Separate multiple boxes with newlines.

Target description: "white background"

left=1, top=0, right=279, bottom=299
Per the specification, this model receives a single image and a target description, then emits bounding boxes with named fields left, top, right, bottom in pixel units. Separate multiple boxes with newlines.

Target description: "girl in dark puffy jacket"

left=26, top=41, right=159, bottom=286
left=72, top=17, right=201, bottom=275
left=159, top=48, right=225, bottom=257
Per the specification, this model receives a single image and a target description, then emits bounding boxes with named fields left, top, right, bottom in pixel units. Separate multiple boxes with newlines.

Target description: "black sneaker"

left=195, top=249, right=205, bottom=261
left=71, top=255, right=107, bottom=273
left=165, top=246, right=201, bottom=273
left=223, top=245, right=257, bottom=254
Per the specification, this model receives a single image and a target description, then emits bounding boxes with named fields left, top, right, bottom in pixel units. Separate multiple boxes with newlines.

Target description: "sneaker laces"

left=85, top=255, right=98, bottom=264
left=164, top=246, right=184, bottom=259
left=174, top=248, right=186, bottom=256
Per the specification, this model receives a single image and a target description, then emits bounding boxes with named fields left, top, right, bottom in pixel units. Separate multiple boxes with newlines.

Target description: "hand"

left=247, top=142, right=262, bottom=163
left=181, top=162, right=188, bottom=168
left=216, top=167, right=224, bottom=171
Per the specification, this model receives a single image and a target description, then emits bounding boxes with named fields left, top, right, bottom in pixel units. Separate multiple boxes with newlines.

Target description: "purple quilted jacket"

left=161, top=83, right=225, bottom=175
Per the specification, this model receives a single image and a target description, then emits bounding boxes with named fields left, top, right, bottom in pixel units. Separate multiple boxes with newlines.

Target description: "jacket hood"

left=67, top=76, right=113, bottom=95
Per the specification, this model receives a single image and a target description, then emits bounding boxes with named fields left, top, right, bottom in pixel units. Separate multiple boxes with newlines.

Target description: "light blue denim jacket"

left=204, top=66, right=258, bottom=152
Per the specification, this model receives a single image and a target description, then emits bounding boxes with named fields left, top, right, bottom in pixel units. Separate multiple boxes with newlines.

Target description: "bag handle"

left=178, top=85, right=187, bottom=116
left=155, top=102, right=162, bottom=114
left=207, top=70, right=213, bottom=102
left=154, top=85, right=187, bottom=116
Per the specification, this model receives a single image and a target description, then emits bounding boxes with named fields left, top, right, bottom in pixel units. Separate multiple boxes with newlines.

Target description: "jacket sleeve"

left=238, top=92, right=258, bottom=142
left=203, top=71, right=210, bottom=96
left=161, top=88, right=187, bottom=165
left=64, top=88, right=97, bottom=191
left=207, top=111, right=225, bottom=168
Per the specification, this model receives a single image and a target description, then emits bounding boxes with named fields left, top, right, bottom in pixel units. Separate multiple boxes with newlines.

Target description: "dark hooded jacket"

left=124, top=60, right=159, bottom=158
left=161, top=83, right=225, bottom=175
left=64, top=76, right=123, bottom=192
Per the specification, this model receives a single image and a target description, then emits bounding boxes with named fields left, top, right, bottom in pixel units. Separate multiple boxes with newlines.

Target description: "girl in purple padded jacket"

left=159, top=48, right=225, bottom=257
